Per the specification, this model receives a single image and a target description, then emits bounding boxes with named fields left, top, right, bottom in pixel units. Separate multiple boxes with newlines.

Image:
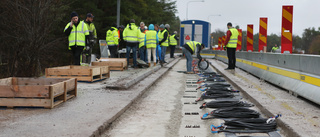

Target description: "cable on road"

left=196, top=83, right=231, bottom=90
left=200, top=100, right=254, bottom=109
left=197, top=77, right=226, bottom=84
left=201, top=107, right=260, bottom=120
left=198, top=59, right=210, bottom=70
left=210, top=115, right=281, bottom=133
left=196, top=92, right=235, bottom=102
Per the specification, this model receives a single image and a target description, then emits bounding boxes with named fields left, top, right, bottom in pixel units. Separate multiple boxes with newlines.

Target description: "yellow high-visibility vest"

left=84, top=21, right=97, bottom=39
left=139, top=33, right=145, bottom=48
left=226, top=28, right=239, bottom=48
left=159, top=29, right=169, bottom=47
left=106, top=27, right=119, bottom=46
left=186, top=41, right=201, bottom=54
left=146, top=30, right=157, bottom=48
left=64, top=21, right=89, bottom=46
left=123, top=23, right=140, bottom=43
left=169, top=34, right=177, bottom=45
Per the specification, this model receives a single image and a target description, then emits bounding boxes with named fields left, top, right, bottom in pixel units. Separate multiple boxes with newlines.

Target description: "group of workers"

left=121, top=19, right=179, bottom=68
left=64, top=12, right=97, bottom=65
left=64, top=11, right=239, bottom=73
left=64, top=11, right=179, bottom=68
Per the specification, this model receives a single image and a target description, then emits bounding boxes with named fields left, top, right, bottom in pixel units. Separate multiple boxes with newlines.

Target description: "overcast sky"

left=175, top=0, right=319, bottom=36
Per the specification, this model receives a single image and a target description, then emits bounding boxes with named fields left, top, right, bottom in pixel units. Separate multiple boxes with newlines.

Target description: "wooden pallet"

left=45, top=65, right=109, bottom=82
left=0, top=77, right=77, bottom=109
left=93, top=58, right=127, bottom=71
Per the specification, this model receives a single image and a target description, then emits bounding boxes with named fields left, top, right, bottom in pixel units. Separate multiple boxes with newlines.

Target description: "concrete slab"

left=209, top=59, right=320, bottom=137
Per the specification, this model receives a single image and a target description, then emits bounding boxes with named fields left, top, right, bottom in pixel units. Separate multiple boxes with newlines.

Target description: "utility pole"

left=117, top=0, right=121, bottom=27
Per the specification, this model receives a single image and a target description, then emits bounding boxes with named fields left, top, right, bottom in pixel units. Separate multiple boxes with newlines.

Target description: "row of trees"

left=0, top=0, right=180, bottom=78
left=211, top=27, right=320, bottom=54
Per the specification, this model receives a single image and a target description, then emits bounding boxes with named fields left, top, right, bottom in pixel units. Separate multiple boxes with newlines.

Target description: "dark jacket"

left=183, top=43, right=202, bottom=60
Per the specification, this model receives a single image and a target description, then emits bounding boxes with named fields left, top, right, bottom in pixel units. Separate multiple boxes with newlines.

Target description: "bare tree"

left=0, top=0, right=68, bottom=77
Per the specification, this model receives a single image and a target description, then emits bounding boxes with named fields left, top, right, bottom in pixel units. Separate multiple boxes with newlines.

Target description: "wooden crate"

left=45, top=65, right=109, bottom=82
left=0, top=77, right=77, bottom=109
left=93, top=58, right=127, bottom=71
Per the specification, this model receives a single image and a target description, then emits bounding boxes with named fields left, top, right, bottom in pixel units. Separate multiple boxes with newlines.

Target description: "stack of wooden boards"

left=92, top=58, right=127, bottom=71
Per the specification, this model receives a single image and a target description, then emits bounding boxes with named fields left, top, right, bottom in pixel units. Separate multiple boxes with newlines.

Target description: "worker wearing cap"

left=83, top=13, right=97, bottom=64
left=123, top=19, right=141, bottom=68
left=64, top=11, right=89, bottom=65
left=154, top=24, right=161, bottom=63
left=106, top=23, right=119, bottom=58
left=223, top=22, right=239, bottom=70
left=169, top=31, right=179, bottom=58
left=139, top=22, right=148, bottom=63
left=158, top=24, right=169, bottom=66
left=182, top=41, right=205, bottom=74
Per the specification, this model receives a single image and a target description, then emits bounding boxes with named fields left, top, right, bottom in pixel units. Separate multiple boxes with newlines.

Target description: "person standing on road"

left=139, top=22, right=148, bottom=63
left=83, top=13, right=97, bottom=64
left=145, top=24, right=159, bottom=67
left=169, top=31, right=178, bottom=58
left=159, top=24, right=169, bottom=66
left=182, top=41, right=205, bottom=74
left=271, top=44, right=279, bottom=53
left=64, top=11, right=89, bottom=65
left=154, top=24, right=161, bottom=63
left=118, top=25, right=125, bottom=50
left=106, top=23, right=119, bottom=58
left=223, top=22, right=239, bottom=70
left=123, top=19, right=140, bottom=68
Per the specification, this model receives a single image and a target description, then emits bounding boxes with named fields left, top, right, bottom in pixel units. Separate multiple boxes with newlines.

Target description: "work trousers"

left=170, top=45, right=176, bottom=58
left=182, top=47, right=193, bottom=72
left=147, top=48, right=156, bottom=63
left=227, top=47, right=236, bottom=69
left=109, top=46, right=118, bottom=58
left=126, top=43, right=138, bottom=67
left=160, top=46, right=167, bottom=62
left=156, top=45, right=161, bottom=61
left=139, top=46, right=148, bottom=63
left=71, top=46, right=84, bottom=65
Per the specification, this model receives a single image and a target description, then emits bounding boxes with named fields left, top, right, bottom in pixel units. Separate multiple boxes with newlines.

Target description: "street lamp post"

left=186, top=0, right=204, bottom=20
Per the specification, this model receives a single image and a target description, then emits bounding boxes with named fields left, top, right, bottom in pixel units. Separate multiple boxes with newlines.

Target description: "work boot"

left=148, top=63, right=151, bottom=67
left=160, top=61, right=163, bottom=67
left=154, top=62, right=156, bottom=66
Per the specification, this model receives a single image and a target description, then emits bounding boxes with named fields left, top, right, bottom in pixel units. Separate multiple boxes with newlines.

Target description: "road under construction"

left=0, top=54, right=319, bottom=137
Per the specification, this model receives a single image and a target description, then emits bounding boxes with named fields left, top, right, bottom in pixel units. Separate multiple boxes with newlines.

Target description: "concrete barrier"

left=202, top=50, right=320, bottom=105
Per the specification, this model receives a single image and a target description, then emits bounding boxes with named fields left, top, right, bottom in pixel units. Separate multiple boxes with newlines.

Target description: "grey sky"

left=175, top=0, right=318, bottom=36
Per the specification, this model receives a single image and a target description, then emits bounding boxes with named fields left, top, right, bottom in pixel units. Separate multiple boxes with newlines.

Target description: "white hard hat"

left=165, top=24, right=170, bottom=28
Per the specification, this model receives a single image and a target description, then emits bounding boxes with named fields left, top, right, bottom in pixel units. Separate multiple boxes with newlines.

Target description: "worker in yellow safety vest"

left=158, top=24, right=169, bottom=66
left=139, top=22, right=148, bottom=63
left=106, top=23, right=119, bottom=58
left=145, top=24, right=159, bottom=67
left=223, top=22, right=239, bottom=70
left=64, top=11, right=89, bottom=65
left=83, top=13, right=97, bottom=64
left=181, top=41, right=205, bottom=74
left=123, top=19, right=141, bottom=68
left=271, top=44, right=279, bottom=52
left=169, top=31, right=179, bottom=58
left=138, top=32, right=146, bottom=62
